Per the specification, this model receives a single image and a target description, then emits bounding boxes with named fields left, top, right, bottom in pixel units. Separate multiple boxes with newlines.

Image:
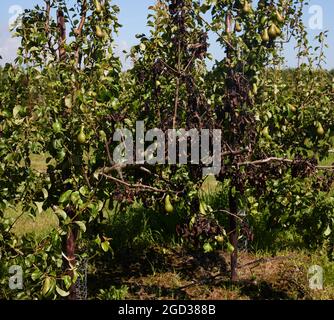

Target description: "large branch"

left=57, top=8, right=66, bottom=61
left=74, top=0, right=87, bottom=66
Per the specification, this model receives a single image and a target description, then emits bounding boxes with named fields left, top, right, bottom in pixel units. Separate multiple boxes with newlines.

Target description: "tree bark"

left=229, top=188, right=238, bottom=282
left=57, top=9, right=66, bottom=61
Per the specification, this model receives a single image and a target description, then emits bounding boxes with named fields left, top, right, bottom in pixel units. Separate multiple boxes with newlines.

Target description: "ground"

left=88, top=245, right=334, bottom=300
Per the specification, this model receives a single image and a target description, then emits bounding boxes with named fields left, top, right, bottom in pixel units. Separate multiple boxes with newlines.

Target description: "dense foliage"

left=1, top=0, right=334, bottom=299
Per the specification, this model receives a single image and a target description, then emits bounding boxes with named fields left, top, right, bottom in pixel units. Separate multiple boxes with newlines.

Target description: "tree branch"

left=101, top=173, right=169, bottom=193
left=74, top=0, right=87, bottom=66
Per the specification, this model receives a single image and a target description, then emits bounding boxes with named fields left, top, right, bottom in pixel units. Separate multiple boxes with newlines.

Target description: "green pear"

left=274, top=24, right=282, bottom=36
left=317, top=123, right=325, bottom=136
left=275, top=11, right=284, bottom=23
left=164, top=195, right=174, bottom=214
left=235, top=21, right=242, bottom=32
left=95, top=0, right=102, bottom=13
left=268, top=24, right=277, bottom=39
left=243, top=1, right=251, bottom=14
left=261, top=28, right=270, bottom=42
left=288, top=104, right=296, bottom=112
left=77, top=127, right=86, bottom=144
left=96, top=26, right=105, bottom=38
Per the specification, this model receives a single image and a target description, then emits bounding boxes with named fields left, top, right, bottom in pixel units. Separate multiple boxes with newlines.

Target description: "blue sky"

left=0, top=0, right=333, bottom=69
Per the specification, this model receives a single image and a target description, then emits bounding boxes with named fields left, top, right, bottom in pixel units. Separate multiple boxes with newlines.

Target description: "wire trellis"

left=74, top=255, right=88, bottom=300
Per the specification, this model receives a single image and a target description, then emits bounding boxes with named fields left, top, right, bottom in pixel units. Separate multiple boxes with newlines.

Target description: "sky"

left=0, top=0, right=333, bottom=69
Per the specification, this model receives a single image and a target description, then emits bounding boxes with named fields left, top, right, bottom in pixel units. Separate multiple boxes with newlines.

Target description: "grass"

left=4, top=203, right=58, bottom=240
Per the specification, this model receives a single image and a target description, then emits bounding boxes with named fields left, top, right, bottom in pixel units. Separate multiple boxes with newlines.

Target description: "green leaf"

left=56, top=286, right=70, bottom=297
left=324, top=226, right=331, bottom=237
left=13, top=105, right=21, bottom=118
left=101, top=241, right=110, bottom=252
left=59, top=190, right=72, bottom=204
left=203, top=242, right=213, bottom=253
left=75, top=221, right=86, bottom=233
left=31, top=269, right=43, bottom=281
left=42, top=277, right=51, bottom=296
left=35, top=201, right=44, bottom=214
left=62, top=275, right=72, bottom=290
left=54, top=207, right=67, bottom=220
left=42, top=188, right=48, bottom=200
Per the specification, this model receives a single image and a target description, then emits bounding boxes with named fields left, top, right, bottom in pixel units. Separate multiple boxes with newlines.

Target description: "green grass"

left=4, top=203, right=58, bottom=240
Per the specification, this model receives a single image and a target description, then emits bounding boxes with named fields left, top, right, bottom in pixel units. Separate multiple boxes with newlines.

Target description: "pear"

left=235, top=21, right=242, bottom=32
left=95, top=26, right=105, bottom=38
left=77, top=127, right=86, bottom=144
left=274, top=24, right=282, bottom=36
left=243, top=1, right=251, bottom=14
left=164, top=195, right=174, bottom=214
left=317, top=123, right=325, bottom=136
left=261, top=28, right=270, bottom=42
left=275, top=11, right=285, bottom=23
left=95, top=0, right=102, bottom=13
left=268, top=23, right=277, bottom=39
left=288, top=104, right=296, bottom=113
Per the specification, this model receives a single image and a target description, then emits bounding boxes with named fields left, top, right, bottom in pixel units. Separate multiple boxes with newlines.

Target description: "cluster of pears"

left=261, top=10, right=284, bottom=42
left=94, top=0, right=106, bottom=39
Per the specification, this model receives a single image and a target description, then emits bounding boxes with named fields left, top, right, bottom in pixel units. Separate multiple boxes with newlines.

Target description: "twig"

left=101, top=173, right=168, bottom=193
left=237, top=157, right=334, bottom=170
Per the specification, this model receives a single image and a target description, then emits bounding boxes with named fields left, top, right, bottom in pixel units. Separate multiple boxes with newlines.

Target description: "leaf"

left=31, top=269, right=43, bottom=281
left=65, top=95, right=72, bottom=108
left=56, top=286, right=70, bottom=297
left=140, top=43, right=146, bottom=51
left=203, top=242, right=213, bottom=253
left=75, top=221, right=86, bottom=233
left=42, top=188, right=48, bottom=200
left=324, top=226, right=331, bottom=237
left=62, top=275, right=72, bottom=290
left=42, top=277, right=51, bottom=296
left=59, top=190, right=72, bottom=204
left=13, top=105, right=21, bottom=118
left=54, top=207, right=67, bottom=220
left=35, top=201, right=44, bottom=214
left=101, top=241, right=110, bottom=252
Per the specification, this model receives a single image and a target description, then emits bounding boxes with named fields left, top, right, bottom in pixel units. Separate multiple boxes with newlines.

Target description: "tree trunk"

left=63, top=209, right=78, bottom=300
left=229, top=188, right=238, bottom=282
left=57, top=9, right=66, bottom=61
